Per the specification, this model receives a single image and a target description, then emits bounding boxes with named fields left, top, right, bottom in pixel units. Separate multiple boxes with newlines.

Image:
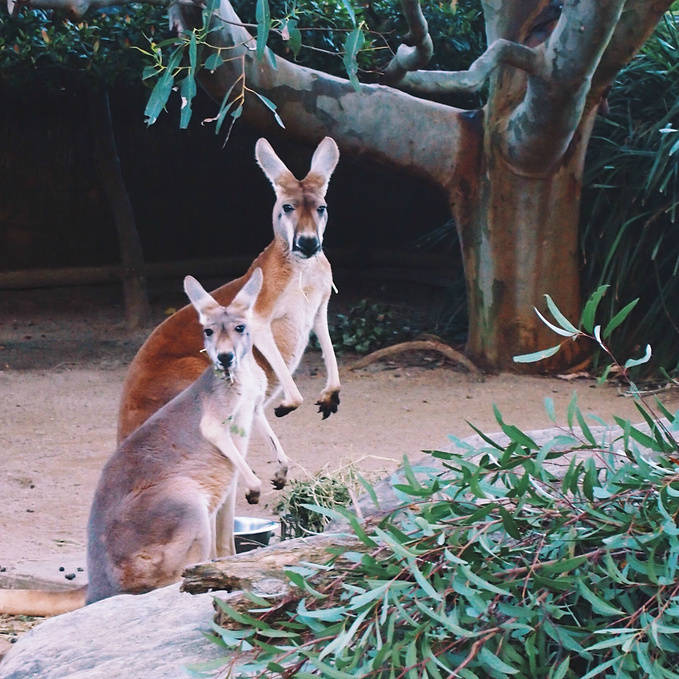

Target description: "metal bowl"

left=234, top=516, right=279, bottom=553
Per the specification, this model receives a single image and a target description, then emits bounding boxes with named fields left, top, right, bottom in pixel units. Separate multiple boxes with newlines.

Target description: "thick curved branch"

left=391, top=39, right=540, bottom=96
left=382, top=0, right=433, bottom=85
left=194, top=0, right=472, bottom=189
left=502, top=0, right=627, bottom=175
left=589, top=0, right=674, bottom=107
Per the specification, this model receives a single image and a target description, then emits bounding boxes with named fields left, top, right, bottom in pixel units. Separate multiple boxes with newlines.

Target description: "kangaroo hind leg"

left=112, top=497, right=212, bottom=594
left=253, top=405, right=289, bottom=489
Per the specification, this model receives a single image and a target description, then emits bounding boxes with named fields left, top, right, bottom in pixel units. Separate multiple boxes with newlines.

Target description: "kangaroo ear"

left=255, top=138, right=294, bottom=189
left=231, top=268, right=264, bottom=313
left=306, top=137, right=339, bottom=194
left=184, top=275, right=219, bottom=321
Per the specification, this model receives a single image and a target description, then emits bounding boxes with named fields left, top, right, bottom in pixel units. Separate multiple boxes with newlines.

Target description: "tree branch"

left=501, top=0, right=627, bottom=175
left=7, top=0, right=478, bottom=189
left=589, top=0, right=675, bottom=107
left=481, top=0, right=553, bottom=44
left=381, top=0, right=433, bottom=85
left=190, top=0, right=471, bottom=189
left=390, top=39, right=540, bottom=96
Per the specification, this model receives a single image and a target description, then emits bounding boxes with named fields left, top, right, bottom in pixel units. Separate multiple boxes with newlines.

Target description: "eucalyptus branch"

left=381, top=0, right=433, bottom=85
left=388, top=38, right=540, bottom=95
left=590, top=0, right=675, bottom=105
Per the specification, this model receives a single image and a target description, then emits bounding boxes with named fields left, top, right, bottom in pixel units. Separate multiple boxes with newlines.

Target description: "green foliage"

left=233, top=0, right=484, bottom=80
left=0, top=6, right=169, bottom=88
left=198, top=396, right=679, bottom=677
left=328, top=299, right=414, bottom=354
left=513, top=286, right=657, bottom=389
left=188, top=291, right=679, bottom=677
left=581, top=14, right=679, bottom=374
left=123, top=0, right=484, bottom=132
left=274, top=474, right=351, bottom=538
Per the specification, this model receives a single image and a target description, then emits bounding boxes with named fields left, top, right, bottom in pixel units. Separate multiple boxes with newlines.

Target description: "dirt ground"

left=2, top=281, right=678, bottom=645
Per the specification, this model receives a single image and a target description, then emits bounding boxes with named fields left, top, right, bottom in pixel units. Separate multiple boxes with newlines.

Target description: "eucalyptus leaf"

left=602, top=298, right=639, bottom=339
left=513, top=344, right=562, bottom=363
left=624, top=343, right=652, bottom=369
left=544, top=294, right=580, bottom=334
left=534, top=307, right=578, bottom=338
left=342, top=26, right=364, bottom=92
left=255, top=0, right=271, bottom=61
left=580, top=284, right=609, bottom=333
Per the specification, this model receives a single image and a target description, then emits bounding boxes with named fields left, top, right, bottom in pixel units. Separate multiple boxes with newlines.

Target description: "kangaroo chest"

left=270, top=264, right=330, bottom=369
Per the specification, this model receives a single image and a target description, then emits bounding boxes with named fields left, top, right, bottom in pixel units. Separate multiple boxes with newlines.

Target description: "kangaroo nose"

left=295, top=235, right=320, bottom=257
left=218, top=352, right=234, bottom=368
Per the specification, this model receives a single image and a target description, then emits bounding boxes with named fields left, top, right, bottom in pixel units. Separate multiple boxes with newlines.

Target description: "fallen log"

left=182, top=532, right=364, bottom=628
left=181, top=533, right=358, bottom=595
left=349, top=339, right=481, bottom=375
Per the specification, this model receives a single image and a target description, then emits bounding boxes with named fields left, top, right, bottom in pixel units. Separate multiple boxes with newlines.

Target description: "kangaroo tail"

left=0, top=586, right=87, bottom=616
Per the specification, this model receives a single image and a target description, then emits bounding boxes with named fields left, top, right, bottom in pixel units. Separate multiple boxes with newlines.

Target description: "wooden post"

left=89, top=89, right=150, bottom=330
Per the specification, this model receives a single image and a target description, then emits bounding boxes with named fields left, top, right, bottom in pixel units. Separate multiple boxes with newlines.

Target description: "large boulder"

left=0, top=584, right=229, bottom=679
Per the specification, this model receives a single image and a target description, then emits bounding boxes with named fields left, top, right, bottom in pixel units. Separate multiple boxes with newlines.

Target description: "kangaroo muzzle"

left=293, top=235, right=320, bottom=258
left=218, top=352, right=234, bottom=369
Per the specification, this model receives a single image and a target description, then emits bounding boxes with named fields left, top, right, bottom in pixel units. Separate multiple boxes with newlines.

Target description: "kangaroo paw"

left=271, top=466, right=288, bottom=490
left=315, top=390, right=340, bottom=420
left=245, top=489, right=260, bottom=505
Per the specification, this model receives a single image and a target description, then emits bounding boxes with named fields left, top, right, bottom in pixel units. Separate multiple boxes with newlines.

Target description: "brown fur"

left=117, top=137, right=341, bottom=442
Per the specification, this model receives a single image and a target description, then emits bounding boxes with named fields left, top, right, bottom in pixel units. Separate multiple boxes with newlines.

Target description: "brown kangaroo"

left=0, top=269, right=284, bottom=615
left=117, top=136, right=341, bottom=443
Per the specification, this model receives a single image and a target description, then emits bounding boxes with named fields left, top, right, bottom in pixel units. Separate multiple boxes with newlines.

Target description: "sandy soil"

left=1, top=282, right=677, bottom=646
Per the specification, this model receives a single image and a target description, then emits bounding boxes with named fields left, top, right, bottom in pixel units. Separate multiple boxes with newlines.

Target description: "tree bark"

left=88, top=89, right=150, bottom=331
left=455, top=106, right=598, bottom=370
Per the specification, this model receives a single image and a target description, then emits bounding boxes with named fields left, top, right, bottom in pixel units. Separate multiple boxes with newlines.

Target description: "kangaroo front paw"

left=315, top=390, right=340, bottom=420
left=274, top=403, right=298, bottom=418
left=271, top=467, right=288, bottom=490
left=245, top=488, right=260, bottom=504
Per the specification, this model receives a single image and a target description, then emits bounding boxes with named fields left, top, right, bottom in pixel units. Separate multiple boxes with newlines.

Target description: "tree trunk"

left=88, top=89, right=150, bottom=331
left=452, top=105, right=597, bottom=371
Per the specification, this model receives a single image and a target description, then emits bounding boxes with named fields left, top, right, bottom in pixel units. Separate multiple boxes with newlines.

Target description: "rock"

left=0, top=584, right=232, bottom=679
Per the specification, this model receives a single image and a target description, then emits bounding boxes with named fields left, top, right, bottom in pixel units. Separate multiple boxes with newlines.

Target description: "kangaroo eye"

left=317, top=205, right=327, bottom=215
left=204, top=328, right=214, bottom=337
left=282, top=204, right=295, bottom=214
left=234, top=324, right=246, bottom=334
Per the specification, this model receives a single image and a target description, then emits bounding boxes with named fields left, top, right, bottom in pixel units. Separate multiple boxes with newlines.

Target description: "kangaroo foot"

left=274, top=403, right=298, bottom=418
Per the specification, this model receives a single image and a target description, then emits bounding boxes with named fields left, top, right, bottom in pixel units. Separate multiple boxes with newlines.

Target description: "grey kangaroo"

left=0, top=268, right=287, bottom=616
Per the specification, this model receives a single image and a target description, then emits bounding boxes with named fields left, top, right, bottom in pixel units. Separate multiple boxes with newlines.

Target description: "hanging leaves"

left=255, top=0, right=271, bottom=62
left=282, top=18, right=302, bottom=59
left=144, top=47, right=182, bottom=126
left=342, top=25, right=364, bottom=92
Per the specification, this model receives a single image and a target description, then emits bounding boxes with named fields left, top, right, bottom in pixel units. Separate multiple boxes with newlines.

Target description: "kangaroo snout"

left=294, top=235, right=320, bottom=258
left=218, top=352, right=234, bottom=369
